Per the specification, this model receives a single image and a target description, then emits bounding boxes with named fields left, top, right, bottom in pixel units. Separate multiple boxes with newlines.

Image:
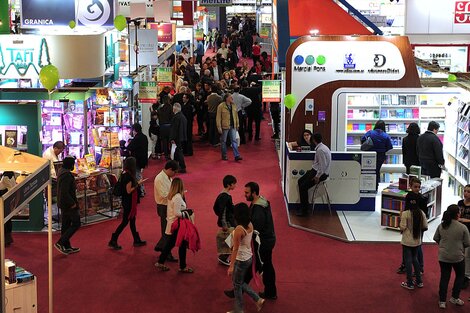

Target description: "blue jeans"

left=221, top=128, right=240, bottom=159
left=403, top=245, right=422, bottom=286
left=232, top=258, right=260, bottom=312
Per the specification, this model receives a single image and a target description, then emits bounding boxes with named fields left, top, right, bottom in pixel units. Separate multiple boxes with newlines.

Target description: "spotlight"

left=309, top=29, right=319, bottom=37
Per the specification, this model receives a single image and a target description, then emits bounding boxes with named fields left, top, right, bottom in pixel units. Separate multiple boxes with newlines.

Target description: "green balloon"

left=69, top=20, right=76, bottom=29
left=39, top=65, right=59, bottom=91
left=284, top=94, right=296, bottom=109
left=114, top=15, right=127, bottom=32
left=448, top=74, right=457, bottom=82
left=316, top=55, right=326, bottom=65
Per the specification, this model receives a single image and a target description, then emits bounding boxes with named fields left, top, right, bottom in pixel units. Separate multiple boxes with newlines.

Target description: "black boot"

left=133, top=232, right=147, bottom=247
left=108, top=233, right=122, bottom=250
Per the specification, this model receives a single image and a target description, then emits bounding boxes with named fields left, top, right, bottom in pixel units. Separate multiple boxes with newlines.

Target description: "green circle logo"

left=316, top=55, right=326, bottom=65
left=305, top=55, right=315, bottom=65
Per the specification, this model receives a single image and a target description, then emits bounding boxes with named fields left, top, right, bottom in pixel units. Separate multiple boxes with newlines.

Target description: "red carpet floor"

left=6, top=114, right=469, bottom=313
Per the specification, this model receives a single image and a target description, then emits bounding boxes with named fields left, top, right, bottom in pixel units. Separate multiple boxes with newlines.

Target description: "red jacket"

left=171, top=218, right=201, bottom=252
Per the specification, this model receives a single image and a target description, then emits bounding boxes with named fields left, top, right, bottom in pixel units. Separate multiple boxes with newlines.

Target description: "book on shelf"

left=398, top=95, right=406, bottom=105
left=412, top=108, right=419, bottom=119
left=68, top=146, right=82, bottom=158
left=366, top=123, right=373, bottom=131
left=347, top=123, right=353, bottom=131
left=4, top=130, right=17, bottom=147
left=396, top=109, right=405, bottom=118
left=391, top=94, right=399, bottom=105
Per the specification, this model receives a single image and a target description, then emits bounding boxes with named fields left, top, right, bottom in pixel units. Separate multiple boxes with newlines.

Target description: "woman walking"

left=227, top=202, right=265, bottom=313
left=155, top=177, right=194, bottom=273
left=108, top=157, right=147, bottom=249
left=434, top=205, right=470, bottom=309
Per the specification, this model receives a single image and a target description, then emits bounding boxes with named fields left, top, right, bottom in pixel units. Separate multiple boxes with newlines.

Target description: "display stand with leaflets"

left=0, top=146, right=53, bottom=313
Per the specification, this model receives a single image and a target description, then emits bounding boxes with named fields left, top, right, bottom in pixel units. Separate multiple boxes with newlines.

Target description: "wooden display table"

left=5, top=278, right=37, bottom=313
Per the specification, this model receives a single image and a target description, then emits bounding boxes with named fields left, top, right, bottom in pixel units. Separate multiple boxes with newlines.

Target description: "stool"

left=310, top=178, right=333, bottom=215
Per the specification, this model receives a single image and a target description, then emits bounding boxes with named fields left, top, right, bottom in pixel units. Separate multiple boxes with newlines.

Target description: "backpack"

left=112, top=173, right=123, bottom=197
left=360, top=136, right=374, bottom=151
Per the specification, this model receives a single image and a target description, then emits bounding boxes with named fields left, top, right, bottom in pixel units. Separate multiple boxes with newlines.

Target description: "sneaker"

left=258, top=292, right=277, bottom=300
left=439, top=302, right=446, bottom=309
left=449, top=297, right=464, bottom=306
left=224, top=289, right=235, bottom=298
left=401, top=282, right=415, bottom=290
left=414, top=281, right=424, bottom=288
left=396, top=265, right=406, bottom=274
left=218, top=255, right=230, bottom=266
left=54, top=242, right=69, bottom=255
left=235, top=156, right=243, bottom=161
left=222, top=156, right=228, bottom=161
left=66, top=247, right=80, bottom=254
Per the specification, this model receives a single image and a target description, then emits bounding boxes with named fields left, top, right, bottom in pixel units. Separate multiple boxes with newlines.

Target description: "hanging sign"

left=157, top=67, right=173, bottom=86
left=200, top=0, right=233, bottom=6
left=21, top=0, right=116, bottom=28
left=139, top=81, right=158, bottom=103
left=149, top=23, right=174, bottom=43
left=129, top=29, right=159, bottom=70
left=262, top=80, right=281, bottom=102
left=260, top=26, right=270, bottom=39
left=195, top=29, right=204, bottom=41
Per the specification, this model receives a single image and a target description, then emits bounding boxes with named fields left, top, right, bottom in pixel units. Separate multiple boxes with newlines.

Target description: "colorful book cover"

left=347, top=124, right=353, bottom=131
left=85, top=154, right=96, bottom=171
left=358, top=124, right=366, bottom=131
left=366, top=124, right=372, bottom=131
left=110, top=132, right=119, bottom=147
left=111, top=149, right=122, bottom=168
left=380, top=110, right=388, bottom=118
left=50, top=112, right=62, bottom=126
left=5, top=130, right=18, bottom=147
left=99, top=149, right=111, bottom=168
left=104, top=111, right=117, bottom=126
left=347, top=109, right=353, bottom=119
left=77, top=158, right=88, bottom=172
left=412, top=108, right=420, bottom=119
left=353, top=124, right=359, bottom=131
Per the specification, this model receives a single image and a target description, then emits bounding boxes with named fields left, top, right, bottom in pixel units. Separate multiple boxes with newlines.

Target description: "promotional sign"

left=129, top=29, right=158, bottom=69
left=21, top=0, right=116, bottom=28
left=0, top=36, right=52, bottom=79
left=290, top=41, right=405, bottom=121
left=2, top=164, right=50, bottom=219
left=149, top=23, right=174, bottom=43
left=259, top=26, right=270, bottom=39
left=139, top=81, right=158, bottom=103
left=262, top=80, right=281, bottom=102
left=156, top=67, right=173, bottom=86
left=200, top=0, right=232, bottom=6
left=195, top=29, right=204, bottom=41
left=455, top=1, right=470, bottom=23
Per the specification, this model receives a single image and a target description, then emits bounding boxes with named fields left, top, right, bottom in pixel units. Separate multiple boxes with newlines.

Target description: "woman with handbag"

left=361, top=120, right=393, bottom=190
left=227, top=202, right=265, bottom=313
left=155, top=177, right=194, bottom=273
left=108, top=157, right=147, bottom=250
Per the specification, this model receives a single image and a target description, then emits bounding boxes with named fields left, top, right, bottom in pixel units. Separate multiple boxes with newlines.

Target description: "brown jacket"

left=216, top=101, right=239, bottom=133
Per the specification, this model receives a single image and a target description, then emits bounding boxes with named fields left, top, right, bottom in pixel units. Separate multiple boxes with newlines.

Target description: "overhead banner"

left=21, top=0, right=116, bottom=28
left=118, top=0, right=154, bottom=17
left=200, top=0, right=233, bottom=6
left=262, top=80, right=281, bottom=102
left=157, top=67, right=173, bottom=86
left=149, top=22, right=173, bottom=42
left=129, top=29, right=159, bottom=70
left=139, top=81, right=158, bottom=103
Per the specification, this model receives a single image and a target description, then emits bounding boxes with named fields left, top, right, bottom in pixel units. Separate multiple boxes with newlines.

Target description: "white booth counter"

left=284, top=143, right=377, bottom=212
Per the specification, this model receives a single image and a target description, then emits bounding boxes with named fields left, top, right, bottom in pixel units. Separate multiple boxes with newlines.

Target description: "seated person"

left=288, top=129, right=315, bottom=151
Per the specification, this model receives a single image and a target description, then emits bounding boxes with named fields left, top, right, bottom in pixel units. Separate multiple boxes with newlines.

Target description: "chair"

left=310, top=178, right=333, bottom=215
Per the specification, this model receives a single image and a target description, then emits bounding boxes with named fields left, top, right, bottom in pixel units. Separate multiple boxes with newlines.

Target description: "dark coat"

left=241, top=85, right=262, bottom=115
left=170, top=111, right=187, bottom=144
left=127, top=132, right=149, bottom=169
left=416, top=131, right=444, bottom=165
left=57, top=168, right=78, bottom=211
left=402, top=134, right=420, bottom=169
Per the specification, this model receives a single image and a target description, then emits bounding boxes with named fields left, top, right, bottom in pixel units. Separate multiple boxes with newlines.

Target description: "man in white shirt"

left=297, top=133, right=331, bottom=217
left=42, top=141, right=65, bottom=178
left=154, top=160, right=179, bottom=262
left=232, top=85, right=251, bottom=145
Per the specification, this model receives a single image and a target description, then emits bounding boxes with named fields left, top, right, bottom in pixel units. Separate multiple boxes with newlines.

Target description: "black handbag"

left=360, top=137, right=374, bottom=151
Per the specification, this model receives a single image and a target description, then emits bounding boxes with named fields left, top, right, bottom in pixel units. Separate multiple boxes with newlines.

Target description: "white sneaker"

left=449, top=297, right=464, bottom=306
left=439, top=302, right=446, bottom=309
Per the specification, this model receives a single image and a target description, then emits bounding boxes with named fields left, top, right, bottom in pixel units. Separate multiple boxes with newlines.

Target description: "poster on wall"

left=139, top=82, right=158, bottom=103
left=262, top=80, right=281, bottom=102
left=149, top=23, right=174, bottom=43
left=21, top=0, right=116, bottom=28
left=129, top=29, right=158, bottom=70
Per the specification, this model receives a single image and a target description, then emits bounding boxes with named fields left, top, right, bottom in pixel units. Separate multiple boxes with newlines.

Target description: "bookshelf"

left=344, top=92, right=453, bottom=182
left=381, top=179, right=442, bottom=230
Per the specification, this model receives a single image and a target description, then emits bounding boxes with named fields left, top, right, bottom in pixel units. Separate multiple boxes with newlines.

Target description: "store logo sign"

left=373, top=54, right=386, bottom=67
left=455, top=1, right=470, bottom=24
left=0, top=37, right=51, bottom=78
left=293, top=54, right=326, bottom=72
left=344, top=53, right=356, bottom=69
left=77, top=0, right=112, bottom=27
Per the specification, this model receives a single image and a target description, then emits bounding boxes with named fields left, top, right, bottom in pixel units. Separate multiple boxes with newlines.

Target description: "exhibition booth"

left=281, top=35, right=467, bottom=242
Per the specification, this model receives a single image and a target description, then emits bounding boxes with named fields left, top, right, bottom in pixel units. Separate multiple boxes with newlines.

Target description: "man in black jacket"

left=241, top=80, right=262, bottom=141
left=416, top=121, right=444, bottom=178
left=244, top=181, right=277, bottom=300
left=127, top=123, right=149, bottom=197
left=55, top=157, right=80, bottom=255
left=170, top=103, right=188, bottom=173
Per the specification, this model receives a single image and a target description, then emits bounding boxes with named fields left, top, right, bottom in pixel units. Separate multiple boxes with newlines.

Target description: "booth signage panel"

left=0, top=36, right=52, bottom=79
left=2, top=164, right=49, bottom=219
left=262, top=80, right=281, bottom=102
left=290, top=41, right=405, bottom=121
left=200, top=0, right=233, bottom=6
left=118, top=0, right=154, bottom=17
left=129, top=29, right=159, bottom=68
left=157, top=67, right=173, bottom=86
left=21, top=0, right=116, bottom=28
left=139, top=81, right=158, bottom=103
left=149, top=23, right=174, bottom=43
